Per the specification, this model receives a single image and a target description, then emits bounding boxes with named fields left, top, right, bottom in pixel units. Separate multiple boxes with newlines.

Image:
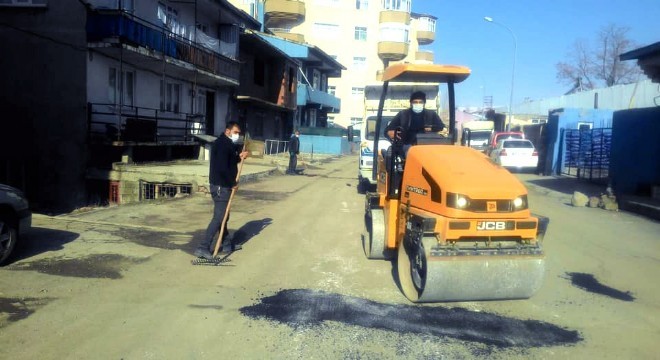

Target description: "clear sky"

left=412, top=0, right=660, bottom=108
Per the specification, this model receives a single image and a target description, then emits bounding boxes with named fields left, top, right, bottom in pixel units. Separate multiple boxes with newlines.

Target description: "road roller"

left=362, top=63, right=549, bottom=302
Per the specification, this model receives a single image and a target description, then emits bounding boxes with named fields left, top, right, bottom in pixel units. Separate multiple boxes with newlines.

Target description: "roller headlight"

left=447, top=193, right=471, bottom=210
left=513, top=195, right=528, bottom=210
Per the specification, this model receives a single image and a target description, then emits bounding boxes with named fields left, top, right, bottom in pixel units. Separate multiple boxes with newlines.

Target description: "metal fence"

left=88, top=103, right=204, bottom=143
left=264, top=140, right=289, bottom=156
left=562, top=128, right=612, bottom=183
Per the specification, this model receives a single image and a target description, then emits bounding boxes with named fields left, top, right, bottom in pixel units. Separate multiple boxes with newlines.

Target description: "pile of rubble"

left=571, top=190, right=618, bottom=211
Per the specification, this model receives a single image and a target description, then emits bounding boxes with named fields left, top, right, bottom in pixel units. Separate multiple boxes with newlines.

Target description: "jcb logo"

left=477, top=221, right=506, bottom=231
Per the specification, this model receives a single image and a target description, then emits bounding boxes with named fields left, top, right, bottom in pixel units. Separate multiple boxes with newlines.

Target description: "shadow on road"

left=233, top=218, right=273, bottom=246
left=185, top=218, right=273, bottom=256
left=6, top=227, right=79, bottom=265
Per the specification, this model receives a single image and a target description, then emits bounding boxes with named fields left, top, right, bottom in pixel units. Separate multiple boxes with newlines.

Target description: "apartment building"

left=230, top=0, right=344, bottom=130
left=0, top=0, right=298, bottom=210
left=236, top=0, right=437, bottom=128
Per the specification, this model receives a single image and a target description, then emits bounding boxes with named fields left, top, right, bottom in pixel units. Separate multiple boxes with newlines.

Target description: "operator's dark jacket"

left=209, top=134, right=241, bottom=188
left=384, top=109, right=445, bottom=145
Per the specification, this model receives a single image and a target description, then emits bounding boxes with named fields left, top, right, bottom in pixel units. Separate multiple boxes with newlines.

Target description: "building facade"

left=0, top=0, right=300, bottom=210
left=230, top=0, right=437, bottom=128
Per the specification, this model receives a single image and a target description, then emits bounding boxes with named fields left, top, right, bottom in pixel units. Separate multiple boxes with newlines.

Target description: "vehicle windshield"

left=366, top=116, right=393, bottom=140
left=503, top=140, right=534, bottom=148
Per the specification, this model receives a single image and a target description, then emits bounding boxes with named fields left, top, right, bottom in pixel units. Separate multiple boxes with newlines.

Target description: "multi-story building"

left=280, top=0, right=437, bottom=128
left=0, top=0, right=299, bottom=210
left=229, top=0, right=345, bottom=130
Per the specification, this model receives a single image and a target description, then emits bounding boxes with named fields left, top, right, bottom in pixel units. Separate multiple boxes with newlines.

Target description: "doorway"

left=205, top=91, right=215, bottom=135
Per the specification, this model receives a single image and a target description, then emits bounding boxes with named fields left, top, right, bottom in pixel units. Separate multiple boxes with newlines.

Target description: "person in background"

left=287, top=130, right=300, bottom=175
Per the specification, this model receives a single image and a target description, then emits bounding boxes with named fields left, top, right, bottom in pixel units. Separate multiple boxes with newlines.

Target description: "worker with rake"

left=194, top=121, right=249, bottom=260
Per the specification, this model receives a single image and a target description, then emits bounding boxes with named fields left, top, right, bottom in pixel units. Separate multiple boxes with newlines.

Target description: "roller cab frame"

left=362, top=63, right=549, bottom=303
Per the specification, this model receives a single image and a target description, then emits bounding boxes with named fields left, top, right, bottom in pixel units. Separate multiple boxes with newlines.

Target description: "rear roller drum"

left=362, top=209, right=392, bottom=260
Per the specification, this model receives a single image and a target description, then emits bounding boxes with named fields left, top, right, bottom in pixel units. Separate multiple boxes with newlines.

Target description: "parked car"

left=484, top=131, right=525, bottom=156
left=0, top=184, right=31, bottom=265
left=490, top=139, right=539, bottom=172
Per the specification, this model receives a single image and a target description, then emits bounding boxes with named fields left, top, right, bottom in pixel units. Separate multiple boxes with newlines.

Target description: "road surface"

left=0, top=155, right=658, bottom=359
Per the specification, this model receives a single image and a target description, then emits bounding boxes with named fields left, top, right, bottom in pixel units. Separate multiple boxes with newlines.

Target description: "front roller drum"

left=398, top=236, right=545, bottom=302
left=362, top=209, right=394, bottom=260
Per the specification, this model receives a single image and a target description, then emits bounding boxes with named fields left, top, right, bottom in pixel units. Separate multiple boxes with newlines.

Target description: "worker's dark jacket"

left=289, top=134, right=300, bottom=154
left=209, top=134, right=241, bottom=188
left=384, top=109, right=445, bottom=145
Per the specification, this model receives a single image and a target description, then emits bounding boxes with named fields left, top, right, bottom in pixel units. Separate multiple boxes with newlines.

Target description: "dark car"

left=0, top=184, right=31, bottom=265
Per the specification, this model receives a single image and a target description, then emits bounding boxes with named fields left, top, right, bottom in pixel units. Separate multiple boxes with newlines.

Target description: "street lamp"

left=484, top=16, right=517, bottom=131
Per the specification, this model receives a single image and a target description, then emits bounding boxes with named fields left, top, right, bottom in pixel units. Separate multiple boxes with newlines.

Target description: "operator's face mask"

left=230, top=133, right=240, bottom=143
left=412, top=103, right=424, bottom=113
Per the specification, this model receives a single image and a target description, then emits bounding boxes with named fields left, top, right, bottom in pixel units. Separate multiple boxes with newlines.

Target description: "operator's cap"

left=410, top=91, right=426, bottom=103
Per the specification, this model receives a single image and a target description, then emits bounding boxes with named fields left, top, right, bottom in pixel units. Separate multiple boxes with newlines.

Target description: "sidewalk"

left=520, top=174, right=660, bottom=221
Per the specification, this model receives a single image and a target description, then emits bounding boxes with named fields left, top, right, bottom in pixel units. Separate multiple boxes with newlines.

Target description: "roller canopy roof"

left=382, top=63, right=471, bottom=83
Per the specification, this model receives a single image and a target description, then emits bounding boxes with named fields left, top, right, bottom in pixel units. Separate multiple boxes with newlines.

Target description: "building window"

left=354, top=26, right=367, bottom=41
left=353, top=56, right=367, bottom=70
left=254, top=57, right=265, bottom=86
left=108, top=67, right=135, bottom=106
left=313, top=23, right=339, bottom=39
left=350, top=117, right=362, bottom=126
left=418, top=16, right=436, bottom=32
left=379, top=23, right=410, bottom=43
left=240, top=0, right=258, bottom=18
left=160, top=81, right=181, bottom=113
left=351, top=87, right=364, bottom=97
left=328, top=86, right=336, bottom=96
left=356, top=0, right=368, bottom=9
left=327, top=116, right=335, bottom=126
left=312, top=70, right=320, bottom=90
left=382, top=0, right=411, bottom=12
left=288, top=67, right=295, bottom=93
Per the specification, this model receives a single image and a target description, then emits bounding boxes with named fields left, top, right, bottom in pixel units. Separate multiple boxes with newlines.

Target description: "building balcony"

left=264, top=0, right=306, bottom=29
left=416, top=30, right=435, bottom=45
left=271, top=28, right=305, bottom=43
left=378, top=41, right=409, bottom=61
left=297, top=84, right=341, bottom=112
left=379, top=10, right=410, bottom=25
left=415, top=50, right=434, bottom=63
left=86, top=11, right=240, bottom=87
left=415, top=15, right=436, bottom=45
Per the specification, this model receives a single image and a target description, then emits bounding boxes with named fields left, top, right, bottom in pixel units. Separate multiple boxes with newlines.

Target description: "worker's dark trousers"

left=199, top=185, right=231, bottom=251
left=288, top=152, right=297, bottom=173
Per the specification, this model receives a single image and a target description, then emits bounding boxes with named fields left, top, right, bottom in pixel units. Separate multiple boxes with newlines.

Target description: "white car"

left=490, top=139, right=538, bottom=172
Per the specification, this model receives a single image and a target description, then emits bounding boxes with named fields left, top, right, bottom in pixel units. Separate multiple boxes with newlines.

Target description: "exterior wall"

left=290, top=1, right=423, bottom=127
left=610, top=107, right=660, bottom=195
left=298, top=135, right=351, bottom=155
left=0, top=0, right=88, bottom=211
left=514, top=79, right=659, bottom=116
left=542, top=108, right=614, bottom=176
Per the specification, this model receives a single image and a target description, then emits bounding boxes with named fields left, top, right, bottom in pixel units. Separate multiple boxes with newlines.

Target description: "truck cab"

left=358, top=114, right=394, bottom=191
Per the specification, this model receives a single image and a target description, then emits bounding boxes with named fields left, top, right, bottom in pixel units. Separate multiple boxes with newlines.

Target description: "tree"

left=556, top=24, right=642, bottom=91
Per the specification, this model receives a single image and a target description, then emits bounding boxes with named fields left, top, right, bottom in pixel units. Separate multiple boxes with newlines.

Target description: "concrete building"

left=0, top=0, right=300, bottom=210
left=230, top=0, right=437, bottom=128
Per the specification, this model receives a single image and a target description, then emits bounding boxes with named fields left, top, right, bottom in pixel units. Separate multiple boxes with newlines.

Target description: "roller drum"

left=398, top=236, right=545, bottom=302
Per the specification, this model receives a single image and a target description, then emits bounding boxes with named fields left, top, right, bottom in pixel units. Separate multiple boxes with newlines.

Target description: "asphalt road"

left=0, top=155, right=658, bottom=359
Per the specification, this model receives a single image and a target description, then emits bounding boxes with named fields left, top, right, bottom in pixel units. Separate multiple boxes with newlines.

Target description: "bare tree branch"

left=556, top=23, right=643, bottom=89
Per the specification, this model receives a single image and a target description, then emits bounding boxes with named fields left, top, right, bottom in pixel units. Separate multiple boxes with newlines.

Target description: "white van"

left=358, top=114, right=394, bottom=191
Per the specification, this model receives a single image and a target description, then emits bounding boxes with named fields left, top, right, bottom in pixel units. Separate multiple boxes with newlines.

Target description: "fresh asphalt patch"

left=565, top=272, right=635, bottom=302
left=240, top=289, right=581, bottom=349
left=8, top=254, right=148, bottom=279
